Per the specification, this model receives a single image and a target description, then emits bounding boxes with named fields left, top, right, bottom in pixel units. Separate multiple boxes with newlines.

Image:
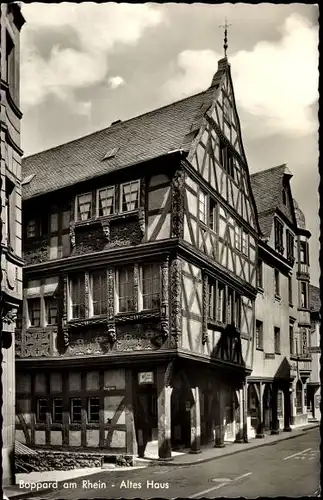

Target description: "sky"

left=20, top=2, right=319, bottom=286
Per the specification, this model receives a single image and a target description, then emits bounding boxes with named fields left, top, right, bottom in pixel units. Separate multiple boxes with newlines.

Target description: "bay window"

left=91, top=270, right=107, bottom=316
left=70, top=275, right=86, bottom=319
left=120, top=180, right=140, bottom=212
left=300, top=282, right=308, bottom=309
left=118, top=266, right=135, bottom=312
left=299, top=241, right=309, bottom=264
left=142, top=263, right=160, bottom=310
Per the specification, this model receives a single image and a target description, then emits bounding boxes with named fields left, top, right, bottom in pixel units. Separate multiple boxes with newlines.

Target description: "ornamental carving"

left=70, top=221, right=76, bottom=247
left=84, top=272, right=90, bottom=318
left=202, top=275, right=208, bottom=344
left=15, top=329, right=22, bottom=358
left=138, top=208, right=145, bottom=237
left=23, top=330, right=52, bottom=357
left=170, top=257, right=182, bottom=344
left=61, top=276, right=69, bottom=347
left=106, top=219, right=142, bottom=248
left=107, top=268, right=115, bottom=321
left=164, top=360, right=175, bottom=387
left=160, top=256, right=170, bottom=338
left=171, top=169, right=185, bottom=238
left=23, top=237, right=48, bottom=265
left=101, top=220, right=110, bottom=241
left=2, top=307, right=17, bottom=326
left=133, top=264, right=139, bottom=311
left=73, top=225, right=106, bottom=255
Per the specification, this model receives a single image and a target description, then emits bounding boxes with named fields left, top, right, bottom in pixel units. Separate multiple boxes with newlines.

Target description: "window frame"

left=274, top=218, right=284, bottom=255
left=198, top=189, right=207, bottom=225
left=52, top=398, right=63, bottom=423
left=256, top=320, right=263, bottom=350
left=90, top=270, right=107, bottom=317
left=28, top=298, right=41, bottom=327
left=274, top=326, right=281, bottom=354
left=289, top=323, right=294, bottom=355
left=257, top=258, right=263, bottom=289
left=141, top=263, right=161, bottom=311
left=274, top=269, right=280, bottom=297
left=45, top=297, right=58, bottom=326
left=36, top=398, right=47, bottom=423
left=88, top=396, right=100, bottom=423
left=117, top=266, right=135, bottom=313
left=76, top=192, right=93, bottom=222
left=96, top=185, right=116, bottom=218
left=120, top=180, right=140, bottom=214
left=70, top=275, right=86, bottom=320
left=70, top=397, right=82, bottom=424
left=300, top=281, right=308, bottom=309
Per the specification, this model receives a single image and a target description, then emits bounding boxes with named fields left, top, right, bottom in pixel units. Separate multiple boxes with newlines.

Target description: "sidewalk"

left=136, top=422, right=320, bottom=467
left=4, top=422, right=319, bottom=499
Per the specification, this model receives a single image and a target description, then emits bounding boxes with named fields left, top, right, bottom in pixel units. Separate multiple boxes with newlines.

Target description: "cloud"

left=108, top=76, right=125, bottom=89
left=20, top=3, right=164, bottom=110
left=163, top=13, right=318, bottom=138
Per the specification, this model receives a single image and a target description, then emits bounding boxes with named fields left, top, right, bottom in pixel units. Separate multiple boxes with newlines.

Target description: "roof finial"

left=219, top=18, right=231, bottom=58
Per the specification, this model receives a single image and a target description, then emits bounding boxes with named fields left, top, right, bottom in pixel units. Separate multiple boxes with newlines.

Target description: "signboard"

left=138, top=372, right=154, bottom=385
left=308, top=347, right=321, bottom=353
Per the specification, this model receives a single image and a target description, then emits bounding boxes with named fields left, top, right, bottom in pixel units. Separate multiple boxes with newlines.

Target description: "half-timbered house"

left=249, top=165, right=313, bottom=438
left=15, top=56, right=261, bottom=458
left=1, top=3, right=25, bottom=484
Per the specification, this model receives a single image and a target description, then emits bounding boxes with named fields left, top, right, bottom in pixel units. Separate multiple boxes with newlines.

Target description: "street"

left=23, top=428, right=320, bottom=499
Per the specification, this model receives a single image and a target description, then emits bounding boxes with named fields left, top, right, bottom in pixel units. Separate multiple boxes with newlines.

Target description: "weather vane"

left=219, top=18, right=232, bottom=58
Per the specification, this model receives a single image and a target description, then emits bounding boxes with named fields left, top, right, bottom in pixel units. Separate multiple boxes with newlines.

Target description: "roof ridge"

left=250, top=163, right=288, bottom=178
left=23, top=88, right=210, bottom=161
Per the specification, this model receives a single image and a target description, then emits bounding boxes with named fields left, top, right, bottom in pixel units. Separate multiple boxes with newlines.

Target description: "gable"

left=187, top=59, right=258, bottom=232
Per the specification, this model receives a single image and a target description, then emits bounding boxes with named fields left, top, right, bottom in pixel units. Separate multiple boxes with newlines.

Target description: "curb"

left=144, top=424, right=320, bottom=467
left=5, top=424, right=319, bottom=498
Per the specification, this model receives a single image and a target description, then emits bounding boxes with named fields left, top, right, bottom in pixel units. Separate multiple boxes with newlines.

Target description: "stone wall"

left=15, top=452, right=103, bottom=473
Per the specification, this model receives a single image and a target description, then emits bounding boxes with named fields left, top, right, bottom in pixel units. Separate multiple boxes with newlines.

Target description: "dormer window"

left=120, top=180, right=140, bottom=213
left=274, top=218, right=284, bottom=255
left=76, top=193, right=92, bottom=221
left=282, top=188, right=287, bottom=205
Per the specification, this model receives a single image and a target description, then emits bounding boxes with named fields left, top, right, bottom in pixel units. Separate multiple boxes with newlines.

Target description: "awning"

left=26, top=281, right=41, bottom=298
left=43, top=277, right=59, bottom=296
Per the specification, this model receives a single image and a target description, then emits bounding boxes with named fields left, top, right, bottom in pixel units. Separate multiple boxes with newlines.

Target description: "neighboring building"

left=308, top=284, right=320, bottom=421
left=0, top=2, right=25, bottom=485
left=249, top=166, right=313, bottom=438
left=16, top=56, right=259, bottom=457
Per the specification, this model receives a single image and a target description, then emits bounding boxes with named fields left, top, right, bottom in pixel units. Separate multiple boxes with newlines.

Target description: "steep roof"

left=250, top=164, right=296, bottom=238
left=309, top=284, right=321, bottom=314
left=22, top=85, right=222, bottom=200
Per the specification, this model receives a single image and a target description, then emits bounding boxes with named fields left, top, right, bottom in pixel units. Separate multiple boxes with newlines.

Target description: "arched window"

left=296, top=381, right=303, bottom=414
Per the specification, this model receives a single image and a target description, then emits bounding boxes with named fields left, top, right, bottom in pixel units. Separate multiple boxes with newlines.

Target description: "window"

left=274, top=327, right=281, bottom=354
left=120, top=181, right=140, bottom=212
left=242, top=230, right=248, bottom=256
left=28, top=299, right=41, bottom=327
left=198, top=190, right=207, bottom=224
left=227, top=289, right=234, bottom=325
left=76, top=193, right=92, bottom=221
left=88, top=397, right=100, bottom=423
left=97, top=186, right=115, bottom=217
left=219, top=139, right=234, bottom=178
left=286, top=231, right=294, bottom=262
left=227, top=151, right=234, bottom=178
left=274, top=219, right=284, bottom=254
left=48, top=208, right=71, bottom=260
left=282, top=187, right=287, bottom=206
left=70, top=275, right=86, bottom=319
left=289, top=324, right=294, bottom=355
left=300, top=282, right=308, bottom=309
left=216, top=282, right=225, bottom=323
left=257, top=259, right=263, bottom=289
left=27, top=219, right=37, bottom=238
left=70, top=398, right=82, bottom=423
left=45, top=298, right=58, bottom=325
left=208, top=199, right=217, bottom=232
left=208, top=283, right=215, bottom=320
left=274, top=269, right=280, bottom=297
left=91, top=271, right=107, bottom=316
left=118, top=266, right=135, bottom=312
left=223, top=93, right=232, bottom=122
left=53, top=398, right=63, bottom=423
left=234, top=226, right=242, bottom=252
left=142, top=264, right=160, bottom=310
left=37, top=399, right=47, bottom=423
left=256, top=320, right=263, bottom=350
left=288, top=276, right=293, bottom=306
left=296, top=381, right=302, bottom=414
left=299, top=241, right=309, bottom=264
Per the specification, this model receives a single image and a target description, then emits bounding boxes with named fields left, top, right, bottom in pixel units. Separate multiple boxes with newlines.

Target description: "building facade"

left=0, top=2, right=25, bottom=485
left=308, top=284, right=320, bottom=421
left=15, top=55, right=316, bottom=459
left=249, top=167, right=313, bottom=438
